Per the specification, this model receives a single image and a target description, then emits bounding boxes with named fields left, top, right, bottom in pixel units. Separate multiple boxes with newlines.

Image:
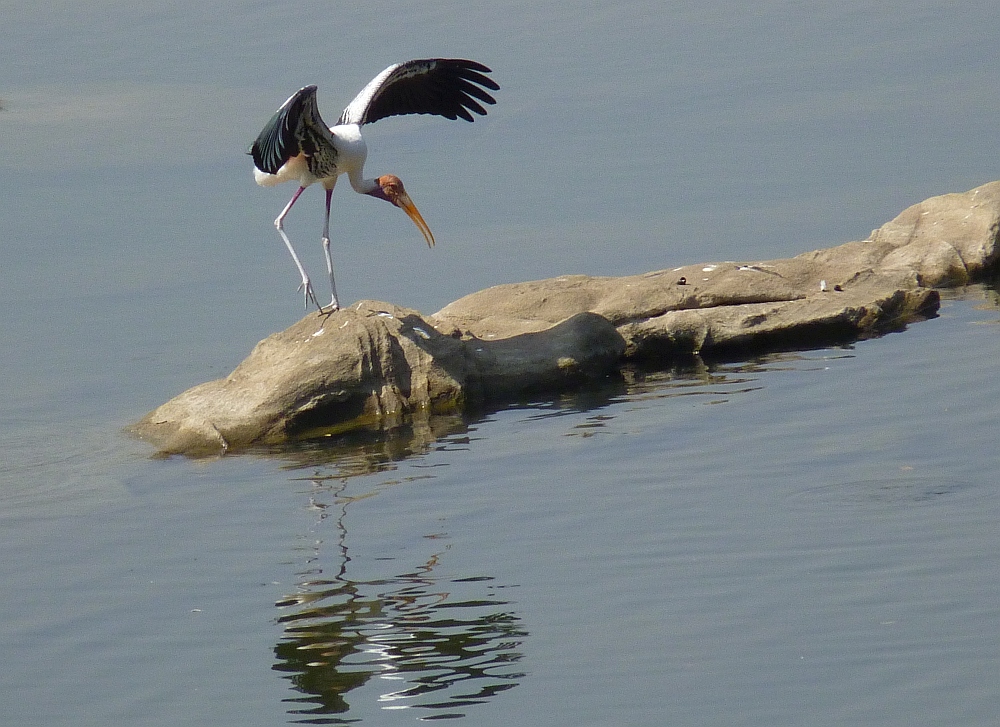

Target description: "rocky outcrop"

left=131, top=302, right=625, bottom=456
left=130, top=181, right=1000, bottom=455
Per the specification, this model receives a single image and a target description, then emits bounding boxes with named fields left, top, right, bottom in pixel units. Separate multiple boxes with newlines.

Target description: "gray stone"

left=130, top=302, right=624, bottom=456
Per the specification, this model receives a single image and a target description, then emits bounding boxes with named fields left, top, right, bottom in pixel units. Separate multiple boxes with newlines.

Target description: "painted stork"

left=249, top=58, right=499, bottom=312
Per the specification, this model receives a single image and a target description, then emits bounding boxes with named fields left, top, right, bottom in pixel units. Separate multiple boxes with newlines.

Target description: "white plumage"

left=249, top=58, right=498, bottom=312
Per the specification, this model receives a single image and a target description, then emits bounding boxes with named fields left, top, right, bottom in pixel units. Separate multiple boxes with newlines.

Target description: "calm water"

left=3, top=2, right=1000, bottom=725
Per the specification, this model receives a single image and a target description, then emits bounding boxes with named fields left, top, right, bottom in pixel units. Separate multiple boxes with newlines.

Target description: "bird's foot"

left=298, top=280, right=323, bottom=313
left=317, top=296, right=340, bottom=317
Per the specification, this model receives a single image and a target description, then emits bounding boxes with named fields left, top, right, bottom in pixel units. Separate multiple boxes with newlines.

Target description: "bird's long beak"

left=395, top=191, right=435, bottom=248
left=371, top=175, right=436, bottom=248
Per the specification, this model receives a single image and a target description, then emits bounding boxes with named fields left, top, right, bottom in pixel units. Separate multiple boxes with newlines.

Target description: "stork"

left=249, top=58, right=499, bottom=312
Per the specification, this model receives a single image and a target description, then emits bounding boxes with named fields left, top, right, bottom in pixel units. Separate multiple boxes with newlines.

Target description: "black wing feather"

left=338, top=59, right=499, bottom=127
left=455, top=79, right=497, bottom=105
left=249, top=85, right=319, bottom=174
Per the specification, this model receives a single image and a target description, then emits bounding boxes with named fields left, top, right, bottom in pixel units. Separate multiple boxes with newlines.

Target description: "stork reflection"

left=272, top=479, right=526, bottom=723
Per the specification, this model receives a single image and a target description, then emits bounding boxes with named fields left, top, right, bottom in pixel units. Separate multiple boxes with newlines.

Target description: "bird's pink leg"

left=275, top=186, right=322, bottom=311
left=321, top=187, right=340, bottom=311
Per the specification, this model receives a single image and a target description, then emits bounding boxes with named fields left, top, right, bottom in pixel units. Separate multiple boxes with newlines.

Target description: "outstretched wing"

left=249, top=85, right=332, bottom=174
left=337, top=58, right=499, bottom=127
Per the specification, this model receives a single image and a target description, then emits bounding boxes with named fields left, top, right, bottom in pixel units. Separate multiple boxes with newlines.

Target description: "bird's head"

left=365, top=175, right=435, bottom=248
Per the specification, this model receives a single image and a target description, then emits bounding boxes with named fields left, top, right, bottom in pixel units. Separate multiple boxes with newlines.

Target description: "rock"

left=129, top=302, right=624, bottom=456
left=130, top=181, right=1000, bottom=455
left=461, top=311, right=626, bottom=396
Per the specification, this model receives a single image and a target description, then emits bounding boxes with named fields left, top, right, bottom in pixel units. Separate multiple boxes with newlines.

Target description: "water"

left=3, top=292, right=1000, bottom=725
left=3, top=1, right=1000, bottom=725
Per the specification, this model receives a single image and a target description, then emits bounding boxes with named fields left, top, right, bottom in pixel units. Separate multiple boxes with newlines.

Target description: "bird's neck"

left=350, top=172, right=380, bottom=196
left=361, top=177, right=391, bottom=202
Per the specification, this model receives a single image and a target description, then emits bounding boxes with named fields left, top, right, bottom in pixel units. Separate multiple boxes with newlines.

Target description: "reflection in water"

left=266, top=349, right=860, bottom=721
left=266, top=352, right=848, bottom=722
left=266, top=353, right=846, bottom=477
left=273, top=483, right=526, bottom=723
left=267, top=413, right=474, bottom=474
left=972, top=281, right=1000, bottom=322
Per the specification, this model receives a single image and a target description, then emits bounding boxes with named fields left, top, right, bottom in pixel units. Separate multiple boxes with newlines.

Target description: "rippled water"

left=2, top=290, right=1000, bottom=726
left=4, top=1, right=1000, bottom=725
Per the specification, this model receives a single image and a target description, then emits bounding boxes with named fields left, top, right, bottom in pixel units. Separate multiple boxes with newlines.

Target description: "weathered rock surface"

left=130, top=181, right=1000, bottom=455
left=131, top=302, right=625, bottom=456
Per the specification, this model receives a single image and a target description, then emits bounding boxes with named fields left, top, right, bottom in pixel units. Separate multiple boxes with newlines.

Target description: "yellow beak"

left=396, top=191, right=435, bottom=248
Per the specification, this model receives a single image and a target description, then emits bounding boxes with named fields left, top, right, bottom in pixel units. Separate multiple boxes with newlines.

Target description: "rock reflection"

left=266, top=413, right=473, bottom=475
left=273, top=484, right=526, bottom=723
left=266, top=359, right=798, bottom=476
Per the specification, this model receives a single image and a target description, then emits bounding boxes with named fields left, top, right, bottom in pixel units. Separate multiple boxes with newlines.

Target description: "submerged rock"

left=130, top=181, right=1000, bottom=455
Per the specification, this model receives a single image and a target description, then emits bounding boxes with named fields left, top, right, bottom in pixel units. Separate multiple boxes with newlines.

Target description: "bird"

left=249, top=58, right=499, bottom=312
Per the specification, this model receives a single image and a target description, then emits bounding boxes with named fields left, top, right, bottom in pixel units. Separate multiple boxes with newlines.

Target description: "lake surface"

left=3, top=2, right=1000, bottom=725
